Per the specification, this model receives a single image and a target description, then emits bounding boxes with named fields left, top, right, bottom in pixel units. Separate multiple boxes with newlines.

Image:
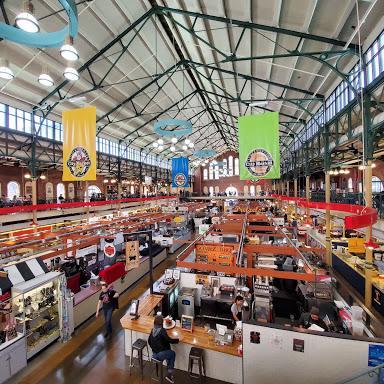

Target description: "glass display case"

left=12, top=271, right=62, bottom=359
left=0, top=292, right=25, bottom=351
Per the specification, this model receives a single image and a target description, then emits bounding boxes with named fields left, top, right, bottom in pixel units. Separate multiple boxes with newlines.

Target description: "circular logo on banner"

left=66, top=146, right=92, bottom=177
left=174, top=173, right=186, bottom=187
left=104, top=243, right=116, bottom=258
left=245, top=149, right=274, bottom=177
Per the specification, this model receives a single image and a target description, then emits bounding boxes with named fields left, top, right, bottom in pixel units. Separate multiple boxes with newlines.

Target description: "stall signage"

left=76, top=244, right=97, bottom=258
left=196, top=244, right=234, bottom=257
left=293, top=338, right=304, bottom=353
left=126, top=240, right=140, bottom=270
left=103, top=241, right=116, bottom=258
left=174, top=216, right=185, bottom=223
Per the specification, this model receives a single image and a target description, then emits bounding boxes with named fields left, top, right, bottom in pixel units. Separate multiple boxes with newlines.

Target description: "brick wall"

left=192, top=150, right=273, bottom=195
left=0, top=165, right=106, bottom=201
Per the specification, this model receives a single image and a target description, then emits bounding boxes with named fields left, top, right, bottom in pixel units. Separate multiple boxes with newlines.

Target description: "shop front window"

left=372, top=176, right=383, bottom=193
left=234, top=158, right=239, bottom=175
left=57, top=183, right=66, bottom=202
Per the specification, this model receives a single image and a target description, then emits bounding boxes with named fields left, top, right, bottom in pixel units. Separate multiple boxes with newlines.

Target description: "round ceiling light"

left=63, top=67, right=79, bottom=81
left=157, top=138, right=164, bottom=145
left=153, top=142, right=159, bottom=148
left=182, top=145, right=188, bottom=151
left=185, top=138, right=191, bottom=145
left=158, top=145, right=164, bottom=151
left=170, top=146, right=176, bottom=152
left=60, top=37, right=79, bottom=61
left=0, top=61, right=14, bottom=80
left=171, top=137, right=177, bottom=144
left=15, top=1, right=40, bottom=34
left=188, top=142, right=194, bottom=148
left=38, top=73, right=54, bottom=87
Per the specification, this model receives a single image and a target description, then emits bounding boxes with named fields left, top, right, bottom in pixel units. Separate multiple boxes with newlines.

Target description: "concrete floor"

left=11, top=247, right=231, bottom=384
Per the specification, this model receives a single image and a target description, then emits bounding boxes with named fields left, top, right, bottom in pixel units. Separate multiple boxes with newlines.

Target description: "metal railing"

left=336, top=363, right=384, bottom=384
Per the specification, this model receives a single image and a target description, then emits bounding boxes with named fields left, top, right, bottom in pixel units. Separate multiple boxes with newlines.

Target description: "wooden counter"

left=137, top=294, right=163, bottom=316
left=121, top=314, right=241, bottom=357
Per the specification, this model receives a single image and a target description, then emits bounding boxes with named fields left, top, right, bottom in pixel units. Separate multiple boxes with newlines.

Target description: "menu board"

left=125, top=240, right=140, bottom=270
left=181, top=315, right=193, bottom=332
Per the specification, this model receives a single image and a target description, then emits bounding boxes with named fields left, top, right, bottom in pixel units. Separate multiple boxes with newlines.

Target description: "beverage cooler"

left=153, top=278, right=180, bottom=317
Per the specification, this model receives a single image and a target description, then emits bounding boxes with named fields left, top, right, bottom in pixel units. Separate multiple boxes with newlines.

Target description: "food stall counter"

left=121, top=313, right=242, bottom=383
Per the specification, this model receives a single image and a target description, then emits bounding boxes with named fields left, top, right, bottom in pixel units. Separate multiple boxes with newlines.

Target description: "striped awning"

left=3, top=258, right=49, bottom=286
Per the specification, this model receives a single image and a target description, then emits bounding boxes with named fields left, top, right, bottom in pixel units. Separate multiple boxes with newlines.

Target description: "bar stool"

left=151, top=357, right=164, bottom=383
left=130, top=338, right=149, bottom=379
left=188, top=347, right=205, bottom=382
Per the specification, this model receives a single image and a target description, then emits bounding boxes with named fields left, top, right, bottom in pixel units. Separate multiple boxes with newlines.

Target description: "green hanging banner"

left=238, top=112, right=280, bottom=180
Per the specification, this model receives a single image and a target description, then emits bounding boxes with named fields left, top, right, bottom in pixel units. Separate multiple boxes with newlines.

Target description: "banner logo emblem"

left=245, top=149, right=274, bottom=177
left=66, top=146, right=92, bottom=177
left=174, top=172, right=187, bottom=187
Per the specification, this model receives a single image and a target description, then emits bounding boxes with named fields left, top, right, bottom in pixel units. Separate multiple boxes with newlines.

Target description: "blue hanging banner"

left=172, top=157, right=189, bottom=188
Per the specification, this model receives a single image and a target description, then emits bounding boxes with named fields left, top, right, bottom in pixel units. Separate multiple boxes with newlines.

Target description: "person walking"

left=95, top=282, right=119, bottom=338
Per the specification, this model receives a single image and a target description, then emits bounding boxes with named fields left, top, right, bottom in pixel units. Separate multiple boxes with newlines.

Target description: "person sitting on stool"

left=231, top=295, right=244, bottom=322
left=148, top=315, right=179, bottom=383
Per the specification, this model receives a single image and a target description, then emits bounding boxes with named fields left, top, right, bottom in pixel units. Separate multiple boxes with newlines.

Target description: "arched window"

left=228, top=156, right=233, bottom=176
left=250, top=185, right=255, bottom=196
left=7, top=181, right=20, bottom=200
left=243, top=185, right=249, bottom=196
left=214, top=165, right=219, bottom=180
left=372, top=176, right=383, bottom=193
left=208, top=166, right=214, bottom=180
left=348, top=177, right=353, bottom=192
left=46, top=182, right=54, bottom=202
left=234, top=158, right=239, bottom=176
left=87, top=185, right=101, bottom=198
left=203, top=169, right=208, bottom=180
left=222, top=159, right=228, bottom=177
left=358, top=181, right=362, bottom=193
left=130, top=185, right=135, bottom=195
left=214, top=186, right=220, bottom=194
left=68, top=183, right=75, bottom=200
left=209, top=186, right=214, bottom=196
left=203, top=186, right=209, bottom=195
left=57, top=183, right=66, bottom=202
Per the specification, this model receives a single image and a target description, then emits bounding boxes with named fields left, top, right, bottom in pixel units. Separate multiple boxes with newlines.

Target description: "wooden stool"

left=130, top=338, right=149, bottom=379
left=188, top=347, right=205, bottom=382
left=151, top=357, right=164, bottom=383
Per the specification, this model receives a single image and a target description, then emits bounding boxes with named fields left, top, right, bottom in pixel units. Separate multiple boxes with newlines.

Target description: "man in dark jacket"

left=148, top=315, right=179, bottom=383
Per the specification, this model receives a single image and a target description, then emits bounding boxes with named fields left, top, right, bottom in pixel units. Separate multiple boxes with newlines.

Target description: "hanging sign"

left=125, top=240, right=140, bottom=270
left=103, top=238, right=116, bottom=258
left=62, top=106, right=97, bottom=181
left=238, top=112, right=280, bottom=180
left=172, top=157, right=189, bottom=188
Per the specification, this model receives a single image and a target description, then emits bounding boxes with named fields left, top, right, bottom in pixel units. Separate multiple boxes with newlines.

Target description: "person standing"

left=291, top=216, right=298, bottom=239
left=148, top=315, right=179, bottom=383
left=96, top=282, right=119, bottom=338
left=231, top=295, right=244, bottom=323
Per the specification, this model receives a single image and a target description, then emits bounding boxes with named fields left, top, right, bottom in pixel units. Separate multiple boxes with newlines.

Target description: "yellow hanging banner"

left=62, top=106, right=97, bottom=181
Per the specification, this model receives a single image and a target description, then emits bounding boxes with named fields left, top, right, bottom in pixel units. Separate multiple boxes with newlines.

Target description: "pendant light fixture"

left=38, top=66, right=54, bottom=87
left=188, top=142, right=194, bottom=148
left=182, top=145, right=188, bottom=151
left=170, top=146, right=176, bottom=152
left=60, top=36, right=79, bottom=62
left=185, top=138, right=191, bottom=145
left=158, top=145, right=164, bottom=151
left=63, top=67, right=79, bottom=81
left=153, top=142, right=159, bottom=148
left=15, top=1, right=40, bottom=33
left=171, top=137, right=177, bottom=144
left=157, top=138, right=164, bottom=145
left=0, top=59, right=14, bottom=80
